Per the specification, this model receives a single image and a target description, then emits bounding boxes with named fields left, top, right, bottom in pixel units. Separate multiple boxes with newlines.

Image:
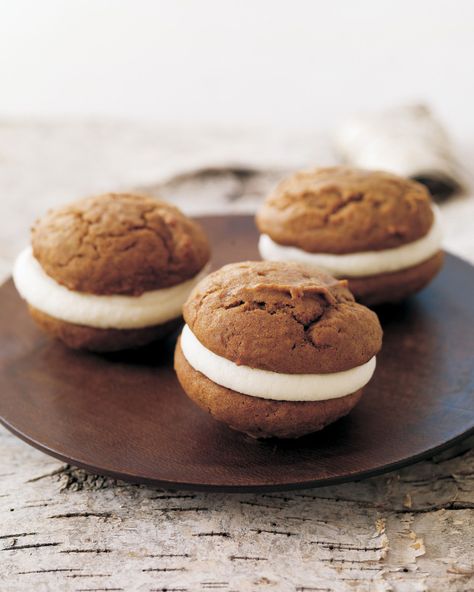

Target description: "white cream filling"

left=180, top=324, right=376, bottom=402
left=259, top=207, right=442, bottom=278
left=13, top=247, right=208, bottom=329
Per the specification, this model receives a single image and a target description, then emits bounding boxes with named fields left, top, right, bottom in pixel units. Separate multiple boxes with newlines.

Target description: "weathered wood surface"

left=1, top=122, right=473, bottom=591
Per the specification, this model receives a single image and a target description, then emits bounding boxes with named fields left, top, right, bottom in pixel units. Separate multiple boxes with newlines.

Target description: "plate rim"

left=1, top=410, right=473, bottom=492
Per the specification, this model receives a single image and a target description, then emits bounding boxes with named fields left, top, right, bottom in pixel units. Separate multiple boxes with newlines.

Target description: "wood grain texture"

left=1, top=122, right=474, bottom=591
left=1, top=428, right=473, bottom=591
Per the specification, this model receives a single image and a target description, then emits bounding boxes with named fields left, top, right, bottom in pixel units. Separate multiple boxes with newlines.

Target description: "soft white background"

left=0, top=0, right=473, bottom=139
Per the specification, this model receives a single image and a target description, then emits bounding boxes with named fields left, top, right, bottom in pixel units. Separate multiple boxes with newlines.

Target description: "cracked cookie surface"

left=256, top=167, right=434, bottom=254
left=183, top=261, right=382, bottom=374
left=32, top=193, right=211, bottom=295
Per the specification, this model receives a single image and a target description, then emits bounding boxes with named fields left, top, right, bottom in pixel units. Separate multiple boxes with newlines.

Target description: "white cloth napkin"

left=335, top=104, right=464, bottom=199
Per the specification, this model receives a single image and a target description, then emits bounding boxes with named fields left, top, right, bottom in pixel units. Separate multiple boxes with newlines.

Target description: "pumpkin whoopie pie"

left=13, top=193, right=210, bottom=351
left=174, top=261, right=382, bottom=439
left=256, top=167, right=443, bottom=305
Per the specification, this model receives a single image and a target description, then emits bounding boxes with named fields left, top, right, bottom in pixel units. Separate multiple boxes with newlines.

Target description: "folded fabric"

left=335, top=104, right=464, bottom=200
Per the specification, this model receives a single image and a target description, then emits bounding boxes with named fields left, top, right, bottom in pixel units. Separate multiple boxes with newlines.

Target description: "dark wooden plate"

left=1, top=215, right=473, bottom=492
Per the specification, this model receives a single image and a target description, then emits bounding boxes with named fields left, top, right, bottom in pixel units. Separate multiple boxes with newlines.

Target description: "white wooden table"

left=1, top=122, right=473, bottom=592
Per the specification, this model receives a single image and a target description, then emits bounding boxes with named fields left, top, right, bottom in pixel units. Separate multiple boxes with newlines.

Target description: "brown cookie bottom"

left=174, top=339, right=364, bottom=439
left=29, top=306, right=182, bottom=352
left=347, top=250, right=444, bottom=306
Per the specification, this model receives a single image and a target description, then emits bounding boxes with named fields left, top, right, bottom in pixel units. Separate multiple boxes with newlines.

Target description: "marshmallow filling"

left=258, top=207, right=442, bottom=278
left=180, top=324, right=376, bottom=402
left=13, top=247, right=208, bottom=330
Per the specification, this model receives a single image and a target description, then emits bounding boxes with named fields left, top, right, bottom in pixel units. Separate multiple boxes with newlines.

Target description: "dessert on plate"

left=174, top=261, right=382, bottom=439
left=256, top=167, right=443, bottom=305
left=13, top=193, right=210, bottom=351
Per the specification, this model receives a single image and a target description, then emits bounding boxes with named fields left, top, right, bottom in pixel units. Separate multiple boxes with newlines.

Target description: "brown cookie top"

left=256, top=167, right=434, bottom=254
left=32, top=193, right=210, bottom=296
left=183, top=261, right=382, bottom=374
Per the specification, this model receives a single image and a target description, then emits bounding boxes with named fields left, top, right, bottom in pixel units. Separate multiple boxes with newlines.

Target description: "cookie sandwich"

left=174, top=261, right=382, bottom=439
left=13, top=193, right=210, bottom=351
left=257, top=167, right=443, bottom=305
